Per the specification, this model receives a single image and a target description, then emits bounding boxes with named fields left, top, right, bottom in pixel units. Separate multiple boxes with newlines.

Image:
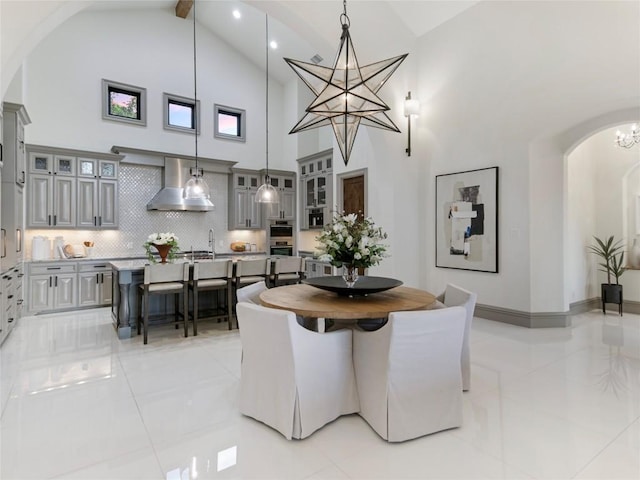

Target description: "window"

left=214, top=104, right=246, bottom=142
left=163, top=93, right=200, bottom=134
left=102, top=79, right=147, bottom=126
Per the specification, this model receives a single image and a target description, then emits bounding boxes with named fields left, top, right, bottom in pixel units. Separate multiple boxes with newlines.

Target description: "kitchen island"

left=110, top=253, right=267, bottom=339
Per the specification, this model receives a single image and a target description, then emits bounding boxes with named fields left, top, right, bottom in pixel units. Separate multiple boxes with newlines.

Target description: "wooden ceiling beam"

left=175, top=0, right=194, bottom=19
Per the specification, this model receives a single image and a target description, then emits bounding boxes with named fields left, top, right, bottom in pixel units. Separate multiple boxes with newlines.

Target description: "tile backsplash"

left=25, top=164, right=266, bottom=260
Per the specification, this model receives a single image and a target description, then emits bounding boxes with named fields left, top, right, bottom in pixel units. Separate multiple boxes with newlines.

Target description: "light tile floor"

left=1, top=308, right=638, bottom=479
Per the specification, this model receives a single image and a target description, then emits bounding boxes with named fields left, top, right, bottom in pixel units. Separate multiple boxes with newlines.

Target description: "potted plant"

left=588, top=235, right=626, bottom=315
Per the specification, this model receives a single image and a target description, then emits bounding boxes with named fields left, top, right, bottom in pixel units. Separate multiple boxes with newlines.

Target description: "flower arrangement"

left=143, top=232, right=180, bottom=263
left=316, top=212, right=389, bottom=271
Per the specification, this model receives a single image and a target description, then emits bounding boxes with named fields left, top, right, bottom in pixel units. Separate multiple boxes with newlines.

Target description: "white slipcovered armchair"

left=353, top=307, right=466, bottom=442
left=237, top=302, right=360, bottom=439
left=436, top=284, right=477, bottom=391
left=236, top=280, right=267, bottom=304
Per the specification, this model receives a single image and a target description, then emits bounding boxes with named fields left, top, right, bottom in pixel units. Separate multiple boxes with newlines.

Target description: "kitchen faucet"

left=208, top=228, right=216, bottom=259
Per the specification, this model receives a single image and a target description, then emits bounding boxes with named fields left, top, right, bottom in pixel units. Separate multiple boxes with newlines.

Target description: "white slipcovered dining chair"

left=435, top=284, right=477, bottom=391
left=353, top=306, right=466, bottom=442
left=236, top=280, right=267, bottom=305
left=237, top=302, right=360, bottom=440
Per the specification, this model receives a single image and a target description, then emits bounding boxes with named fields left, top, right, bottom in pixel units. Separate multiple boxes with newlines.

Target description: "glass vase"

left=342, top=265, right=359, bottom=288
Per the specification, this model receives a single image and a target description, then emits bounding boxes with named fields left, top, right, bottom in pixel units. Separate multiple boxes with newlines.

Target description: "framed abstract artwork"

left=435, top=166, right=499, bottom=273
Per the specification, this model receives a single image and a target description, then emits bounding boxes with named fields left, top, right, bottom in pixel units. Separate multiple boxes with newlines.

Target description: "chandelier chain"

left=341, top=0, right=350, bottom=27
left=265, top=14, right=270, bottom=177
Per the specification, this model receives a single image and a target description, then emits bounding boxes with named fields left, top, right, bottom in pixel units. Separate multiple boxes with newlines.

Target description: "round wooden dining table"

left=259, top=282, right=436, bottom=321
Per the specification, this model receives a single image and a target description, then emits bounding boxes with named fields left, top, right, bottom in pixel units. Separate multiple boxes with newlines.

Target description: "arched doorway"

left=565, top=124, right=640, bottom=310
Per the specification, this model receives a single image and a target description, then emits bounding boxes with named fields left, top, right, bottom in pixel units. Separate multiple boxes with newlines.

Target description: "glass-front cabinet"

left=27, top=146, right=122, bottom=229
left=298, top=149, right=333, bottom=230
left=77, top=158, right=118, bottom=179
left=263, top=170, right=296, bottom=221
left=228, top=169, right=262, bottom=229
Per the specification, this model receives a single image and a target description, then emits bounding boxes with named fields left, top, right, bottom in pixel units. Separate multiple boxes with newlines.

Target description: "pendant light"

left=285, top=0, right=407, bottom=166
left=255, top=14, right=279, bottom=204
left=184, top=0, right=211, bottom=200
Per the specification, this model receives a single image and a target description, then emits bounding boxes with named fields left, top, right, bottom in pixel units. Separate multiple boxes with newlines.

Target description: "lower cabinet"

left=28, top=263, right=77, bottom=313
left=78, top=263, right=112, bottom=307
left=304, top=259, right=335, bottom=278
left=27, top=261, right=113, bottom=314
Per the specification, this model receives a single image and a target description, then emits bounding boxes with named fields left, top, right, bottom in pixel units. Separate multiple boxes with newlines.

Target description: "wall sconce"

left=404, top=91, right=419, bottom=156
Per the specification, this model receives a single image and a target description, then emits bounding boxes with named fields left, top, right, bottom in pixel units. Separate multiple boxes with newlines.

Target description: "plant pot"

left=601, top=283, right=623, bottom=316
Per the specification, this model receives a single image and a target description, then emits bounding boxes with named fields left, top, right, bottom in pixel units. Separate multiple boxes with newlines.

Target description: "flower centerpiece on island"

left=316, top=212, right=389, bottom=287
left=144, top=232, right=179, bottom=263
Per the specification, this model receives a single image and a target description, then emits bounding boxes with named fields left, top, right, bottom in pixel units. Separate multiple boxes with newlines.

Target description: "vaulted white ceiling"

left=84, top=0, right=481, bottom=84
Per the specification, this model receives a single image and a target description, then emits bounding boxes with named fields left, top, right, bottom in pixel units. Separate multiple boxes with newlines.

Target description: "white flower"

left=354, top=252, right=362, bottom=260
left=344, top=213, right=357, bottom=224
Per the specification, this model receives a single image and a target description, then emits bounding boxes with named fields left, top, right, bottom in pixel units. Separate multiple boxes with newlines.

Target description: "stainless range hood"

left=147, top=157, right=214, bottom=211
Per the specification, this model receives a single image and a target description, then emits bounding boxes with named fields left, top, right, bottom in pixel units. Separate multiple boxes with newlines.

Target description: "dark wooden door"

left=343, top=175, right=365, bottom=218
left=342, top=175, right=366, bottom=275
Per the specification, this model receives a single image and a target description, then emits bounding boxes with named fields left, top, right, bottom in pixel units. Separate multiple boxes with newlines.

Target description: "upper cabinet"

left=262, top=170, right=296, bottom=221
left=228, top=169, right=262, bottom=230
left=298, top=149, right=333, bottom=230
left=2, top=103, right=31, bottom=188
left=26, top=145, right=123, bottom=229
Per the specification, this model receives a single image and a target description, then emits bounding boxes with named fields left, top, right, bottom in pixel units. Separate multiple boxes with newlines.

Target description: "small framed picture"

left=102, top=79, right=147, bottom=126
left=435, top=166, right=499, bottom=273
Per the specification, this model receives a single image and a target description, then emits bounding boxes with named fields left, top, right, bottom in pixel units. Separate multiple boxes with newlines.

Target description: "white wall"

left=415, top=0, right=640, bottom=311
left=20, top=8, right=286, bottom=172
left=566, top=136, right=598, bottom=303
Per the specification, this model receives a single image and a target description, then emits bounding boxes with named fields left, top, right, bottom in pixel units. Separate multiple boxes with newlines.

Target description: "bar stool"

left=137, top=262, right=189, bottom=345
left=234, top=258, right=271, bottom=290
left=272, top=256, right=305, bottom=286
left=189, top=259, right=234, bottom=334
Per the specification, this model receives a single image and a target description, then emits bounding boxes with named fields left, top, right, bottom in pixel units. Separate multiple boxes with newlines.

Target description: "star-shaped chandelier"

left=285, top=0, right=407, bottom=166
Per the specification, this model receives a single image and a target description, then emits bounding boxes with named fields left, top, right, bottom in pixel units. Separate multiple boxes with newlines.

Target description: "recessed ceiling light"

left=232, top=9, right=241, bottom=19
left=270, top=40, right=278, bottom=49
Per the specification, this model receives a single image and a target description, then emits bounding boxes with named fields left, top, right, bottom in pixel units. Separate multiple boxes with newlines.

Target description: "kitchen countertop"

left=109, top=254, right=268, bottom=272
left=26, top=250, right=267, bottom=263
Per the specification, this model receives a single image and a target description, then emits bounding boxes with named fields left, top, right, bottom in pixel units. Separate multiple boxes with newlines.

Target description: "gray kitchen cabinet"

left=77, top=158, right=118, bottom=180
left=298, top=149, right=333, bottom=230
left=28, top=152, right=76, bottom=176
left=27, top=146, right=122, bottom=229
left=28, top=263, right=77, bottom=312
left=1, top=272, right=14, bottom=345
left=77, top=178, right=118, bottom=228
left=264, top=171, right=296, bottom=221
left=228, top=169, right=262, bottom=229
left=78, top=262, right=112, bottom=307
left=27, top=174, right=76, bottom=228
left=304, top=258, right=335, bottom=278
left=3, top=103, right=30, bottom=188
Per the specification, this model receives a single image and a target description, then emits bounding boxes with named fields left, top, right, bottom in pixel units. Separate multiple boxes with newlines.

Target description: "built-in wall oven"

left=269, top=221, right=293, bottom=256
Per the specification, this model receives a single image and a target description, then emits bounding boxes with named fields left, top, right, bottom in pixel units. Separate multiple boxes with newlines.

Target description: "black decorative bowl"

left=302, top=276, right=403, bottom=296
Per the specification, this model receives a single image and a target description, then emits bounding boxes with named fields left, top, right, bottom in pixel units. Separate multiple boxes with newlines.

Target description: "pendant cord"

left=193, top=0, right=199, bottom=170
left=265, top=14, right=269, bottom=178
